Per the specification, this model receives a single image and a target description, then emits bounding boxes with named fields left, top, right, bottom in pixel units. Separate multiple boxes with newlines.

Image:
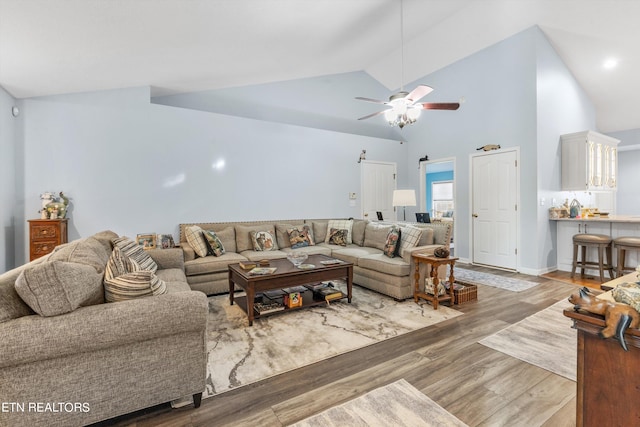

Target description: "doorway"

left=471, top=149, right=519, bottom=270
left=419, top=158, right=455, bottom=220
left=361, top=161, right=397, bottom=221
left=420, top=158, right=455, bottom=250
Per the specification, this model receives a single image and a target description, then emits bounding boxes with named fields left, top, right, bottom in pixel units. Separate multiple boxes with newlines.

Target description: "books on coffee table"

left=249, top=267, right=277, bottom=275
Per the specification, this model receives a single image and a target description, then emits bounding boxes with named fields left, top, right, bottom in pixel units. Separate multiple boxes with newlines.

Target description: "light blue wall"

left=10, top=26, right=600, bottom=274
left=606, top=129, right=640, bottom=214
left=153, top=71, right=406, bottom=142
left=425, top=171, right=453, bottom=215
left=534, top=27, right=597, bottom=272
left=402, top=27, right=538, bottom=269
left=18, top=86, right=407, bottom=264
left=0, top=87, right=18, bottom=272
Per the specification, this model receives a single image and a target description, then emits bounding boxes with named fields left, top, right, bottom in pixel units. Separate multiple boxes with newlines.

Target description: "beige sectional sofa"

left=179, top=218, right=452, bottom=300
left=0, top=231, right=208, bottom=427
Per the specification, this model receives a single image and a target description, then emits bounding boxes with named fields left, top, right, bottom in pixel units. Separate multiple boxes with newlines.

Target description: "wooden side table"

left=28, top=219, right=68, bottom=261
left=413, top=253, right=459, bottom=309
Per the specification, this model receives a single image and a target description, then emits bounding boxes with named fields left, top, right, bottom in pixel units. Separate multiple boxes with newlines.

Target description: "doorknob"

left=472, top=214, right=478, bottom=218
left=364, top=213, right=368, bottom=217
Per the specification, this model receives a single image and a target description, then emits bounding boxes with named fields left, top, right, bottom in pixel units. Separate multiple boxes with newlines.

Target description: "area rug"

left=479, top=299, right=576, bottom=381
left=204, top=284, right=462, bottom=398
left=291, top=379, right=468, bottom=427
left=455, top=266, right=539, bottom=292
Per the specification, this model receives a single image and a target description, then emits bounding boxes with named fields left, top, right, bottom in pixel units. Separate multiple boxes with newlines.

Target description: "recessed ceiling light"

left=603, top=58, right=618, bottom=69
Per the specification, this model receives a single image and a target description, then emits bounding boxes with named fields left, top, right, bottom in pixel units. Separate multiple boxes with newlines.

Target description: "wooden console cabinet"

left=28, top=219, right=68, bottom=261
left=564, top=307, right=640, bottom=426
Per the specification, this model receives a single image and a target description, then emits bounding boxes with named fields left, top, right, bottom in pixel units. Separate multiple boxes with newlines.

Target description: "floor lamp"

left=392, top=189, right=416, bottom=221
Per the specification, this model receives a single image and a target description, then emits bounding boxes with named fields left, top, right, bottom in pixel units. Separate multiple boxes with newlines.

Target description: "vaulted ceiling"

left=1, top=0, right=639, bottom=132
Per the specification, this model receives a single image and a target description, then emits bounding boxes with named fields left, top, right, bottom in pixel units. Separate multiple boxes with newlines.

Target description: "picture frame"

left=136, top=233, right=156, bottom=250
left=157, top=234, right=175, bottom=249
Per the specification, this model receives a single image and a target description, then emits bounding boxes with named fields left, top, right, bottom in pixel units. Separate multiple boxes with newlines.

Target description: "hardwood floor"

left=98, top=265, right=582, bottom=427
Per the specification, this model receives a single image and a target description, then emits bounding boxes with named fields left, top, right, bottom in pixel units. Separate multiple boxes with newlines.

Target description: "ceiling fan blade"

left=357, top=110, right=388, bottom=121
left=355, top=96, right=388, bottom=105
left=419, top=102, right=460, bottom=110
left=405, top=85, right=433, bottom=102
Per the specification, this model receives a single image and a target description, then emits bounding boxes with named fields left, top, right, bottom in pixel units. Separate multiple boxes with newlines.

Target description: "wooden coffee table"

left=228, top=254, right=353, bottom=326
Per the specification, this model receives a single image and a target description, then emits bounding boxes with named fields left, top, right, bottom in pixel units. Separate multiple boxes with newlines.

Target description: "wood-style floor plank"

left=94, top=265, right=581, bottom=427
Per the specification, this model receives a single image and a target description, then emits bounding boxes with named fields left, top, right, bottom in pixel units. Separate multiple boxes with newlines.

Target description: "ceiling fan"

left=355, top=0, right=460, bottom=128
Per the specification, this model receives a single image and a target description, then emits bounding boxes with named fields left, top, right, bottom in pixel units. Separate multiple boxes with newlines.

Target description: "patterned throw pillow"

left=104, top=247, right=167, bottom=302
left=383, top=226, right=402, bottom=258
left=398, top=225, right=423, bottom=256
left=328, top=228, right=348, bottom=246
left=111, top=236, right=158, bottom=273
left=325, top=219, right=353, bottom=244
left=184, top=225, right=209, bottom=258
left=250, top=230, right=278, bottom=251
left=203, top=230, right=226, bottom=256
left=287, top=225, right=315, bottom=249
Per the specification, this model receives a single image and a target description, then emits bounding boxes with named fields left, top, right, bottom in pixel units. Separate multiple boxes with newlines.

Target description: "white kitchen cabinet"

left=556, top=221, right=612, bottom=272
left=561, top=131, right=619, bottom=191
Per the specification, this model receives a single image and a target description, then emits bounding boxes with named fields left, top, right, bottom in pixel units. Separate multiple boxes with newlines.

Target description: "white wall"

left=0, top=87, right=18, bottom=272
left=19, top=86, right=407, bottom=265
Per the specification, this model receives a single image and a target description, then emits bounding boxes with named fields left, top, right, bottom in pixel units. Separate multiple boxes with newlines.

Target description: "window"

left=432, top=181, right=454, bottom=217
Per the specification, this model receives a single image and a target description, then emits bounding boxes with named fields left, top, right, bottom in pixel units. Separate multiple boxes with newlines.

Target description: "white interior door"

left=361, top=161, right=396, bottom=221
left=472, top=150, right=518, bottom=269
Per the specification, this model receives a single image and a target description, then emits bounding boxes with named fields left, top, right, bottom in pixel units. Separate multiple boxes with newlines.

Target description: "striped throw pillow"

left=185, top=225, right=209, bottom=257
left=111, top=236, right=158, bottom=273
left=104, top=247, right=167, bottom=302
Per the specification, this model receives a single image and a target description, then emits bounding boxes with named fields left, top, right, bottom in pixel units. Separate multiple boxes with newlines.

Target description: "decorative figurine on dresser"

left=29, top=191, right=70, bottom=260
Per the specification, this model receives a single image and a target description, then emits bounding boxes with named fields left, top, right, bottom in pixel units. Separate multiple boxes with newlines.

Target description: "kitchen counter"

left=551, top=215, right=640, bottom=223
left=554, top=217, right=640, bottom=272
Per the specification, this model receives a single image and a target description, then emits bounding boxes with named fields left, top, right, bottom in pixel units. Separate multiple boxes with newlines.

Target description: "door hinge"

left=515, top=204, right=517, bottom=211
left=393, top=173, right=396, bottom=180
left=515, top=248, right=518, bottom=255
left=515, top=160, right=517, bottom=167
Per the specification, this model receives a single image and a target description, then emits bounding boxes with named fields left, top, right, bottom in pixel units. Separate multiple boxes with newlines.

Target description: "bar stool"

left=613, top=236, right=640, bottom=277
left=571, top=234, right=615, bottom=282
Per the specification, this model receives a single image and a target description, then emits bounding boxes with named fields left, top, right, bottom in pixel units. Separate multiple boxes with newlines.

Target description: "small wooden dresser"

left=28, top=219, right=68, bottom=261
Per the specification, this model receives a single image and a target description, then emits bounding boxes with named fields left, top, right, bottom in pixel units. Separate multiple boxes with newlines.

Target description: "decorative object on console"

left=39, top=191, right=70, bottom=219
left=392, top=189, right=416, bottom=221
left=136, top=233, right=156, bottom=250
left=569, top=286, right=640, bottom=351
left=434, top=246, right=450, bottom=258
